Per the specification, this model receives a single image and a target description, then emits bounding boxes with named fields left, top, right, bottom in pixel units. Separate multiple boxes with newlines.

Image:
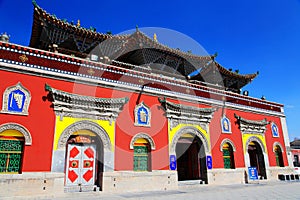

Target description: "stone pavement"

left=5, top=181, right=300, bottom=200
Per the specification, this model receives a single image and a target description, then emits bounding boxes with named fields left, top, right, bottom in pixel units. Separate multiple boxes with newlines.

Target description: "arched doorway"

left=274, top=145, right=284, bottom=167
left=0, top=123, right=32, bottom=174
left=65, top=130, right=104, bottom=190
left=175, top=133, right=207, bottom=182
left=222, top=142, right=235, bottom=169
left=247, top=141, right=267, bottom=179
left=0, top=130, right=24, bottom=174
left=130, top=133, right=156, bottom=172
left=59, top=121, right=112, bottom=191
left=133, top=138, right=151, bottom=171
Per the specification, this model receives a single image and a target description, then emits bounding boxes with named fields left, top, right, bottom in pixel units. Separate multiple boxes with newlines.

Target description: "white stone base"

left=267, top=167, right=294, bottom=180
left=0, top=172, right=64, bottom=198
left=207, top=168, right=247, bottom=185
left=102, top=170, right=178, bottom=192
left=3, top=168, right=292, bottom=198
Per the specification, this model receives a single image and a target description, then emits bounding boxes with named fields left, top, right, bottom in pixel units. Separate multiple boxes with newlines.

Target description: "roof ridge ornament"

left=153, top=33, right=158, bottom=42
left=0, top=32, right=10, bottom=43
left=32, top=0, right=38, bottom=7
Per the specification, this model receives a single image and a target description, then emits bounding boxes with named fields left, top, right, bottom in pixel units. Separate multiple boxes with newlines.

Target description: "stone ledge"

left=0, top=172, right=64, bottom=180
left=102, top=170, right=178, bottom=192
left=0, top=172, right=64, bottom=198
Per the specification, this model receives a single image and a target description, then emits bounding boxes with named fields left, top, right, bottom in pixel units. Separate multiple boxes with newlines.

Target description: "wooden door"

left=65, top=144, right=96, bottom=186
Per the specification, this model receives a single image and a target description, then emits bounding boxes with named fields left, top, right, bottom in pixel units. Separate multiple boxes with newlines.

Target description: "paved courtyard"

left=6, top=180, right=300, bottom=200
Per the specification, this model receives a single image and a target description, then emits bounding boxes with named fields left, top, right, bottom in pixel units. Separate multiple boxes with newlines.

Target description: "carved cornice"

left=234, top=113, right=269, bottom=134
left=45, top=84, right=128, bottom=121
left=158, top=97, right=216, bottom=129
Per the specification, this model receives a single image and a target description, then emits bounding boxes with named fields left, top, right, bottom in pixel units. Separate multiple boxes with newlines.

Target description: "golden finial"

left=77, top=19, right=80, bottom=27
left=153, top=33, right=158, bottom=42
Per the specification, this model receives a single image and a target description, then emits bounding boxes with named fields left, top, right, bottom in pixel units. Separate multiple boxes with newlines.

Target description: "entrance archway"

left=56, top=121, right=112, bottom=191
left=65, top=130, right=104, bottom=190
left=171, top=127, right=209, bottom=183
left=176, top=135, right=206, bottom=181
left=247, top=141, right=267, bottom=179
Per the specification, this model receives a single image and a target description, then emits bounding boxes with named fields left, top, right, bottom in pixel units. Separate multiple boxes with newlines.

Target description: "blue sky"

left=0, top=0, right=299, bottom=140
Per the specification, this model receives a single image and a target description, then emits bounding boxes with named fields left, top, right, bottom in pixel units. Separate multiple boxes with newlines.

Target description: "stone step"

left=178, top=180, right=206, bottom=188
left=64, top=185, right=99, bottom=193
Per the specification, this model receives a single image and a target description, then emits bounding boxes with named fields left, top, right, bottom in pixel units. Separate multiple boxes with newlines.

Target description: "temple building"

left=0, top=1, right=294, bottom=197
left=290, top=139, right=300, bottom=167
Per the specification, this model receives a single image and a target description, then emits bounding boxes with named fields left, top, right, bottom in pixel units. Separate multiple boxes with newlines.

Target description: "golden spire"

left=153, top=33, right=158, bottom=42
left=77, top=19, right=80, bottom=27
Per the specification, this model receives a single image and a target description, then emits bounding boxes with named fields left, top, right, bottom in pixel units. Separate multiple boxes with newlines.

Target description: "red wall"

left=0, top=70, right=124, bottom=172
left=210, top=108, right=288, bottom=169
left=115, top=92, right=169, bottom=170
left=0, top=70, right=55, bottom=172
left=0, top=68, right=289, bottom=172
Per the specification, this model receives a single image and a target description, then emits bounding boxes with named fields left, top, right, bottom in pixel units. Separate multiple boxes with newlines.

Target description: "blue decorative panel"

left=134, top=102, right=151, bottom=127
left=271, top=123, right=279, bottom=137
left=206, top=155, right=212, bottom=170
left=221, top=115, right=231, bottom=133
left=170, top=155, right=176, bottom=170
left=1, top=82, right=31, bottom=115
left=7, top=89, right=26, bottom=112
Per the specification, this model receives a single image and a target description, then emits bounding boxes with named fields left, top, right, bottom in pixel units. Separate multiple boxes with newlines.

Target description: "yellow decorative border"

left=242, top=133, right=267, bottom=154
left=168, top=123, right=210, bottom=152
left=53, top=116, right=115, bottom=151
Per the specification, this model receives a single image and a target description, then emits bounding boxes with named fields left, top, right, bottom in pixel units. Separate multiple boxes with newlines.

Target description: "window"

left=222, top=143, right=235, bottom=169
left=294, top=155, right=299, bottom=167
left=0, top=138, right=24, bottom=173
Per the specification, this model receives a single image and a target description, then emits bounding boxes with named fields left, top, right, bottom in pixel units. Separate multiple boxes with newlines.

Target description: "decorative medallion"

left=271, top=122, right=279, bottom=137
left=134, top=102, right=151, bottom=127
left=139, top=79, right=145, bottom=84
left=19, top=54, right=28, bottom=63
left=87, top=68, right=95, bottom=76
left=221, top=115, right=231, bottom=133
left=1, top=82, right=31, bottom=115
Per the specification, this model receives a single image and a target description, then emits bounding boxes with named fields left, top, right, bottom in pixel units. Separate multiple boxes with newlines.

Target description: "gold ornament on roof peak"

left=153, top=33, right=158, bottom=42
left=77, top=19, right=80, bottom=27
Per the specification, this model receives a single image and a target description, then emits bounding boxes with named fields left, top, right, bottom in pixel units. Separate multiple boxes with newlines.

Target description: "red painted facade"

left=0, top=38, right=292, bottom=189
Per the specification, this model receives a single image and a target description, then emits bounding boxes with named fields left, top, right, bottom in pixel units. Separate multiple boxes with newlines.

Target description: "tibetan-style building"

left=0, top=1, right=294, bottom=197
